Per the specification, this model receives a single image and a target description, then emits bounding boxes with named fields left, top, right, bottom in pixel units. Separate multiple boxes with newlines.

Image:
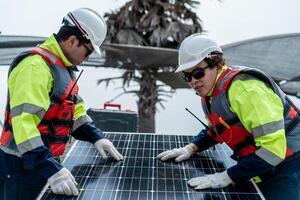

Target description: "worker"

left=0, top=8, right=123, bottom=200
left=157, top=33, right=300, bottom=199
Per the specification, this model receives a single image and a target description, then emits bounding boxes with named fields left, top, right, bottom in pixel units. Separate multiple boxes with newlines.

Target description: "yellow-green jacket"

left=0, top=35, right=103, bottom=179
left=192, top=65, right=300, bottom=183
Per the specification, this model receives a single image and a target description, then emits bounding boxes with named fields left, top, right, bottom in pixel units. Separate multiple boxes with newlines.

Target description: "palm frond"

left=97, top=76, right=124, bottom=87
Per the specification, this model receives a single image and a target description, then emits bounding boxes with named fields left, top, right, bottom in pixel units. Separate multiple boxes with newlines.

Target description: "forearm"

left=191, top=129, right=218, bottom=152
left=22, top=145, right=63, bottom=180
left=72, top=121, right=104, bottom=144
left=227, top=152, right=273, bottom=183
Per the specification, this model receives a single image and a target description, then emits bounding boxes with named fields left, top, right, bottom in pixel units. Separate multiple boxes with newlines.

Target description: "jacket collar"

left=207, top=65, right=229, bottom=97
left=39, top=34, right=73, bottom=68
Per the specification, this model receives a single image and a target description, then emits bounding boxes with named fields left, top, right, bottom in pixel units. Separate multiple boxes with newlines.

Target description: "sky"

left=1, top=0, right=300, bottom=45
left=1, top=0, right=300, bottom=134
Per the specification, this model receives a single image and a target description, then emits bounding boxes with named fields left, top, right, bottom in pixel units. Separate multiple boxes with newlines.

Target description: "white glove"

left=94, top=139, right=123, bottom=161
left=47, top=168, right=79, bottom=196
left=157, top=145, right=193, bottom=162
left=188, top=171, right=233, bottom=190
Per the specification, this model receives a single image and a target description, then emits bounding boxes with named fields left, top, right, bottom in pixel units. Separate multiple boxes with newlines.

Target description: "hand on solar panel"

left=157, top=145, right=193, bottom=162
left=94, top=139, right=124, bottom=161
left=47, top=167, right=79, bottom=196
left=188, top=171, right=233, bottom=190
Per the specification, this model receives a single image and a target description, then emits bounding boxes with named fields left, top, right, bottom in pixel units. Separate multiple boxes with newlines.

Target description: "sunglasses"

left=83, top=44, right=93, bottom=57
left=182, top=65, right=210, bottom=82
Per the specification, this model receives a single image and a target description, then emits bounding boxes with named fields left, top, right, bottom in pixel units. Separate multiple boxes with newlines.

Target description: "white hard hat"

left=63, top=8, right=107, bottom=55
left=175, top=33, right=222, bottom=73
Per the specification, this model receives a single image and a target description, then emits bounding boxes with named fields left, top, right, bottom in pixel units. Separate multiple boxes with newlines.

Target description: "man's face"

left=183, top=60, right=217, bottom=97
left=64, top=36, right=94, bottom=66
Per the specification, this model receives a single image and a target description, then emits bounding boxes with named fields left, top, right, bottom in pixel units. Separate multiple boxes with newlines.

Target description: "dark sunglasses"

left=182, top=65, right=210, bottom=82
left=83, top=44, right=93, bottom=57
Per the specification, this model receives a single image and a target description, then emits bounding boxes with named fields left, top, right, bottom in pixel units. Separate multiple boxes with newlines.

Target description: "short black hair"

left=55, top=26, right=90, bottom=45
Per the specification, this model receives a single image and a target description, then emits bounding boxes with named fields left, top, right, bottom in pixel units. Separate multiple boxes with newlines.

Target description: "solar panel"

left=37, top=133, right=265, bottom=200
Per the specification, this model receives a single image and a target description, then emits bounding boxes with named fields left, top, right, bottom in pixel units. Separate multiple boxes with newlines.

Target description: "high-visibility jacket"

left=202, top=65, right=300, bottom=161
left=0, top=35, right=103, bottom=181
left=192, top=65, right=300, bottom=183
left=0, top=35, right=98, bottom=158
left=1, top=47, right=79, bottom=157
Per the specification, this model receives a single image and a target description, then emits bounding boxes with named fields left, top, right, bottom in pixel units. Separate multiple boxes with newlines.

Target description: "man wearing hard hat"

left=157, top=33, right=300, bottom=199
left=0, top=8, right=123, bottom=199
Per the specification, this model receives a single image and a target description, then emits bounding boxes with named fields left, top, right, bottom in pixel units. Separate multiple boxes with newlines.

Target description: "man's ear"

left=66, top=35, right=77, bottom=47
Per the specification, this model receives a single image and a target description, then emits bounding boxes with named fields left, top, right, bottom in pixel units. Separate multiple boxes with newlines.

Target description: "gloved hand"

left=188, top=171, right=233, bottom=190
left=157, top=145, right=193, bottom=162
left=94, top=139, right=123, bottom=161
left=47, top=168, right=79, bottom=196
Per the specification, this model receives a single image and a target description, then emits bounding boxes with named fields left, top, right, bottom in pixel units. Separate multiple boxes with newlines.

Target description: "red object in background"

left=104, top=103, right=121, bottom=110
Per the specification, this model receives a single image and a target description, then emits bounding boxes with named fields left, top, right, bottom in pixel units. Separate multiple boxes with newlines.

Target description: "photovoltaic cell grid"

left=39, top=133, right=265, bottom=200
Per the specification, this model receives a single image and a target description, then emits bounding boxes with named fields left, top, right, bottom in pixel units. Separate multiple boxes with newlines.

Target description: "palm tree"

left=99, top=0, right=203, bottom=132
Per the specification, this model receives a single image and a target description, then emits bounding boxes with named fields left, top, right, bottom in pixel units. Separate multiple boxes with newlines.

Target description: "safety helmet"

left=175, top=33, right=223, bottom=73
left=63, top=8, right=107, bottom=56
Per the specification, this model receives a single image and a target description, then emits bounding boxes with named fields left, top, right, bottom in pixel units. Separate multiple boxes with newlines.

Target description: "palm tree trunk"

left=138, top=70, right=157, bottom=133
